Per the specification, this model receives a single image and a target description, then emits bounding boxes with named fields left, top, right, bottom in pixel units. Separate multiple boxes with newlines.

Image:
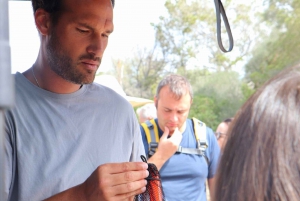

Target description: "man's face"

left=46, top=0, right=114, bottom=84
left=216, top=122, right=229, bottom=151
left=155, top=86, right=192, bottom=135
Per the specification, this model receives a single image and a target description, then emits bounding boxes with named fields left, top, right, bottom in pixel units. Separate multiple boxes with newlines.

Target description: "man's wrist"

left=148, top=153, right=167, bottom=171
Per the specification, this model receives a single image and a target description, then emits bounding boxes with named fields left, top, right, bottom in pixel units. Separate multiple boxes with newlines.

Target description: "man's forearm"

left=147, top=153, right=168, bottom=171
left=208, top=177, right=216, bottom=201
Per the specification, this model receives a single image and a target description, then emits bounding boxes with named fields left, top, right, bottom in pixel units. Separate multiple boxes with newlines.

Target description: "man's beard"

left=46, top=29, right=101, bottom=85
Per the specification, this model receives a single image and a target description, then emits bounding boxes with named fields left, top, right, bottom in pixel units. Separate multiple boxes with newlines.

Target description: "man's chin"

left=80, top=72, right=97, bottom=84
left=65, top=76, right=94, bottom=85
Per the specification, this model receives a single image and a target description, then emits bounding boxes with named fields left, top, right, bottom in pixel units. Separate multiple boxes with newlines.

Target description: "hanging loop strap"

left=214, top=0, right=234, bottom=52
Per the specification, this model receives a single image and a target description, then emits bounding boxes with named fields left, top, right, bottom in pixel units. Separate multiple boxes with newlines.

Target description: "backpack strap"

left=176, top=146, right=203, bottom=155
left=141, top=119, right=159, bottom=157
left=192, top=117, right=209, bottom=164
left=175, top=118, right=209, bottom=165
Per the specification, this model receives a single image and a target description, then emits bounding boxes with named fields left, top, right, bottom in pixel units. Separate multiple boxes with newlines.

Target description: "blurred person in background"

left=140, top=74, right=220, bottom=201
left=215, top=118, right=233, bottom=152
left=136, top=103, right=157, bottom=123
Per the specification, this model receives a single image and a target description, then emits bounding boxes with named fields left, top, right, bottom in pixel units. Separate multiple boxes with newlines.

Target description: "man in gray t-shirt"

left=4, top=0, right=148, bottom=200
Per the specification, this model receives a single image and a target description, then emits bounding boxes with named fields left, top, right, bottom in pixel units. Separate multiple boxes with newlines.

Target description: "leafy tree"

left=190, top=71, right=248, bottom=130
left=119, top=46, right=168, bottom=99
left=109, top=0, right=266, bottom=106
left=189, top=95, right=219, bottom=130
left=245, top=0, right=300, bottom=88
left=241, top=82, right=255, bottom=103
left=152, top=0, right=259, bottom=72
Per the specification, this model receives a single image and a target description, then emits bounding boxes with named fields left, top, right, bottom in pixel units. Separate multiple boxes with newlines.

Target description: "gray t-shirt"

left=4, top=72, right=145, bottom=201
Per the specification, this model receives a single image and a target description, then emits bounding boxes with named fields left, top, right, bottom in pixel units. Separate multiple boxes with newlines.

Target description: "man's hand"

left=82, top=162, right=148, bottom=201
left=157, top=127, right=182, bottom=158
left=148, top=127, right=183, bottom=170
left=44, top=162, right=148, bottom=201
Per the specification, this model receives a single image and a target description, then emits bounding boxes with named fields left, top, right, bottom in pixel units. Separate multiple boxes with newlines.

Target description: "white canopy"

left=94, top=75, right=153, bottom=107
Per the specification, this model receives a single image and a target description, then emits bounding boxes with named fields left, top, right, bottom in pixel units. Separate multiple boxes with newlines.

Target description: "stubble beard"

left=46, top=29, right=100, bottom=85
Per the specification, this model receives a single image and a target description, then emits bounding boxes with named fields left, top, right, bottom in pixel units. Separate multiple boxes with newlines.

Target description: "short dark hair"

left=223, top=118, right=233, bottom=124
left=31, top=0, right=115, bottom=24
left=214, top=63, right=300, bottom=200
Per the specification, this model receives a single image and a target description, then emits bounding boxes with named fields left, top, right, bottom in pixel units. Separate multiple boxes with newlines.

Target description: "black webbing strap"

left=214, top=0, right=234, bottom=52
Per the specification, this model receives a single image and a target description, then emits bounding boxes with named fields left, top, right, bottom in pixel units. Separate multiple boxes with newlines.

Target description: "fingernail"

left=142, top=163, right=148, bottom=169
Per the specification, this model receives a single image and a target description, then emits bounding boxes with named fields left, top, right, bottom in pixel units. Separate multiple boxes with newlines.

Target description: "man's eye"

left=77, top=28, right=89, bottom=33
left=102, top=33, right=109, bottom=38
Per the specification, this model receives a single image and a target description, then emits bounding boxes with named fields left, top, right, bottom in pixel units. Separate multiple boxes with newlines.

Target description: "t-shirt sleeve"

left=140, top=126, right=149, bottom=157
left=4, top=111, right=15, bottom=200
left=130, top=112, right=146, bottom=162
left=207, top=127, right=221, bottom=178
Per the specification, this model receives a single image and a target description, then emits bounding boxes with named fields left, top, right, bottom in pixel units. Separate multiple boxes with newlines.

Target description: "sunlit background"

left=8, top=0, right=167, bottom=73
left=8, top=0, right=300, bottom=129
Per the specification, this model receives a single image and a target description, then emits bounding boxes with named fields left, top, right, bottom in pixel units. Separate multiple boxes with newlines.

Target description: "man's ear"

left=34, top=8, right=51, bottom=35
left=154, top=96, right=158, bottom=108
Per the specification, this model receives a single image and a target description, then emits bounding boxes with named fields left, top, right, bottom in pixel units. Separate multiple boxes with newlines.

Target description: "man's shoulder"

left=188, top=118, right=214, bottom=132
left=88, top=82, right=131, bottom=105
left=187, top=118, right=216, bottom=148
left=89, top=82, right=117, bottom=94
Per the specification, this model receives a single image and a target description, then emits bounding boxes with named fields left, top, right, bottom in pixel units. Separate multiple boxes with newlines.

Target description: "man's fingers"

left=95, top=163, right=148, bottom=190
left=170, top=127, right=182, bottom=144
left=99, top=162, right=148, bottom=174
left=83, top=162, right=149, bottom=201
left=160, top=126, right=170, bottom=140
left=113, top=178, right=147, bottom=197
left=170, top=127, right=181, bottom=138
left=109, top=168, right=149, bottom=186
left=111, top=185, right=147, bottom=201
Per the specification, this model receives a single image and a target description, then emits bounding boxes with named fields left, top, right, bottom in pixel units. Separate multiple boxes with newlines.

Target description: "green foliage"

left=153, top=0, right=257, bottom=72
left=245, top=0, right=300, bottom=89
left=241, top=82, right=255, bottom=103
left=109, top=0, right=300, bottom=131
left=116, top=47, right=167, bottom=99
left=189, top=95, right=219, bottom=129
left=184, top=70, right=246, bottom=130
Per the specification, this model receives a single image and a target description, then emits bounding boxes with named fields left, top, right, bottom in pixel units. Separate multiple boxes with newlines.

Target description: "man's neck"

left=23, top=66, right=83, bottom=94
left=179, top=121, right=187, bottom=133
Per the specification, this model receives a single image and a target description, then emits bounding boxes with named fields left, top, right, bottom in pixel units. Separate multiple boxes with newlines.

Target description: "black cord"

left=141, top=155, right=147, bottom=163
left=214, top=0, right=234, bottom=52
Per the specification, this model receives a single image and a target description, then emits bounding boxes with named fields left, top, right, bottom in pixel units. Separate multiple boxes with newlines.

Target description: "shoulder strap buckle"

left=142, top=119, right=159, bottom=158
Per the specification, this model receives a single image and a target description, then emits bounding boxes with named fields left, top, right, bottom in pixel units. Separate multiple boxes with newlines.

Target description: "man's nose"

left=86, top=33, right=108, bottom=57
left=170, top=113, right=179, bottom=122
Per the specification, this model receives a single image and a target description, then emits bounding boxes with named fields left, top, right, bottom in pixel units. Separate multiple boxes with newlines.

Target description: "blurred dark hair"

left=31, top=0, right=115, bottom=24
left=214, top=64, right=300, bottom=201
left=223, top=117, right=233, bottom=124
